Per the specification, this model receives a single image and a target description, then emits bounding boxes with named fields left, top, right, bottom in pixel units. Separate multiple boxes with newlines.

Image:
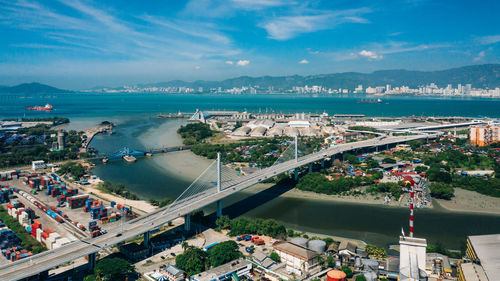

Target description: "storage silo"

left=327, top=270, right=346, bottom=281
left=290, top=237, right=307, bottom=248
left=308, top=239, right=326, bottom=253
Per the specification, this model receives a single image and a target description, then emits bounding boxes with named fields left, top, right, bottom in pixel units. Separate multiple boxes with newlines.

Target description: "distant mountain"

left=0, top=82, right=71, bottom=93
left=138, top=64, right=500, bottom=90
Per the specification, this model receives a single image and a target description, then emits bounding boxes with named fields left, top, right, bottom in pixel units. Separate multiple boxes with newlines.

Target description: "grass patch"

left=0, top=206, right=46, bottom=254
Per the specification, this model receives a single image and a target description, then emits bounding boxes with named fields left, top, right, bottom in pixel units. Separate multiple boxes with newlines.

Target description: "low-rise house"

left=164, top=265, right=186, bottom=281
left=338, top=241, right=357, bottom=257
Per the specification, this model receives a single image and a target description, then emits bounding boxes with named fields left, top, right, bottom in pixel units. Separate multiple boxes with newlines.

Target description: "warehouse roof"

left=459, top=262, right=488, bottom=281
left=191, top=258, right=251, bottom=281
left=273, top=241, right=319, bottom=261
left=468, top=234, right=500, bottom=280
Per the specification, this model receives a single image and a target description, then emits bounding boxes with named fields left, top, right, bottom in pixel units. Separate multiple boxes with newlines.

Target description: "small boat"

left=26, top=104, right=53, bottom=111
left=145, top=152, right=153, bottom=157
left=123, top=155, right=136, bottom=163
left=357, top=98, right=382, bottom=104
left=102, top=157, right=109, bottom=164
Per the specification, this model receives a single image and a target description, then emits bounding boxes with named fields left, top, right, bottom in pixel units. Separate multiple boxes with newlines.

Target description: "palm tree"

left=181, top=241, right=189, bottom=250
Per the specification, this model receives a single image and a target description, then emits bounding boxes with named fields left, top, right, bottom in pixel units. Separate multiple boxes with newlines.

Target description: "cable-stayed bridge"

left=0, top=131, right=441, bottom=281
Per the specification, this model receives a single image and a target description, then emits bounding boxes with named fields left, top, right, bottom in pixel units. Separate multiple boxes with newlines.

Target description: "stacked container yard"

left=0, top=186, right=11, bottom=203
left=66, top=194, right=89, bottom=209
left=0, top=229, right=33, bottom=262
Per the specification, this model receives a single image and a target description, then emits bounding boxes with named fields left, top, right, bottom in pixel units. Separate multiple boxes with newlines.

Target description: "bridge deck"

left=0, top=133, right=440, bottom=280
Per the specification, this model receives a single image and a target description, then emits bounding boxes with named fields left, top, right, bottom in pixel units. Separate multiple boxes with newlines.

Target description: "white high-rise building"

left=399, top=236, right=427, bottom=281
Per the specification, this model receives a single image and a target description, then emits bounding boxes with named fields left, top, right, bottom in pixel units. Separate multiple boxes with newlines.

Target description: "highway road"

left=0, top=132, right=439, bottom=281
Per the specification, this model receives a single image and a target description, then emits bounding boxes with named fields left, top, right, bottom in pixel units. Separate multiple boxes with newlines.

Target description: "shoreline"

left=434, top=188, right=500, bottom=216
left=244, top=183, right=500, bottom=216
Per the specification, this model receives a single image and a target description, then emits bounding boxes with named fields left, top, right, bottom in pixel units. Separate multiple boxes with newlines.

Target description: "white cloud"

left=225, top=60, right=234, bottom=64
left=322, top=42, right=448, bottom=62
left=477, top=35, right=500, bottom=45
left=236, top=60, right=250, bottom=66
left=359, top=50, right=382, bottom=60
left=261, top=8, right=371, bottom=40
left=195, top=65, right=201, bottom=70
left=298, top=59, right=309, bottom=64
left=0, top=0, right=240, bottom=61
left=473, top=51, right=485, bottom=62
left=230, top=0, right=294, bottom=10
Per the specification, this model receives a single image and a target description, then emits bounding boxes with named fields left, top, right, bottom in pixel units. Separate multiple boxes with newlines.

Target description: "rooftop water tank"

left=308, top=239, right=327, bottom=253
left=290, top=237, right=307, bottom=248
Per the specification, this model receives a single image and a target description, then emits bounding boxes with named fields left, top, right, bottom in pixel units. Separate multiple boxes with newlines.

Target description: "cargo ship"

left=25, top=104, right=53, bottom=111
left=357, top=99, right=382, bottom=104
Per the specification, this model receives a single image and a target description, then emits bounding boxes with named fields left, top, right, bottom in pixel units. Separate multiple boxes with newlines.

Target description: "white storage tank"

left=290, top=237, right=308, bottom=248
left=308, top=240, right=327, bottom=253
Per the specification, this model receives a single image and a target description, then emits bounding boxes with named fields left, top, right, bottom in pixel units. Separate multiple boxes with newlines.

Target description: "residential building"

left=31, top=160, right=45, bottom=171
left=164, top=265, right=186, bottom=281
left=470, top=125, right=500, bottom=146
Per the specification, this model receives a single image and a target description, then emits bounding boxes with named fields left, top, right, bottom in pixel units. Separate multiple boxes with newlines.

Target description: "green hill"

left=140, top=64, right=500, bottom=90
left=0, top=82, right=71, bottom=94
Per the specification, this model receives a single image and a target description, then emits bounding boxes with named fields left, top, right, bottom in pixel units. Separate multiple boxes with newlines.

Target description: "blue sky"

left=0, top=0, right=499, bottom=89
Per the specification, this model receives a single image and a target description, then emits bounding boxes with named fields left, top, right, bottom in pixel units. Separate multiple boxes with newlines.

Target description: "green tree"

left=94, top=258, right=134, bottom=281
left=341, top=265, right=353, bottom=278
left=382, top=158, right=396, bottom=164
left=176, top=247, right=208, bottom=277
left=83, top=275, right=97, bottom=281
left=415, top=166, right=428, bottom=173
left=326, top=255, right=336, bottom=268
left=215, top=215, right=231, bottom=231
left=429, top=182, right=454, bottom=200
left=208, top=241, right=241, bottom=267
left=270, top=251, right=281, bottom=262
left=355, top=275, right=367, bottom=281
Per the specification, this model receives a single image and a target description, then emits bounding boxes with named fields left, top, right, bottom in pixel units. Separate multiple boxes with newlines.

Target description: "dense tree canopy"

left=176, top=246, right=208, bottom=277
left=222, top=217, right=287, bottom=238
left=94, top=258, right=135, bottom=281
left=429, top=182, right=454, bottom=200
left=177, top=123, right=214, bottom=145
left=208, top=241, right=241, bottom=267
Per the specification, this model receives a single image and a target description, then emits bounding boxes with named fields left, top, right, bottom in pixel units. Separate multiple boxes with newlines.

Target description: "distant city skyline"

left=0, top=0, right=499, bottom=89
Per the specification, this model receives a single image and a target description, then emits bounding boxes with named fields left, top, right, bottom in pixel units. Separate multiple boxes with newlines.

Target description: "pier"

left=80, top=122, right=114, bottom=152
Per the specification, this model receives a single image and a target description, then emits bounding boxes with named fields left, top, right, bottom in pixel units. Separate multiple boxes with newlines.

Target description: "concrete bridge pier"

left=308, top=163, right=313, bottom=173
left=321, top=159, right=325, bottom=169
left=216, top=200, right=222, bottom=217
left=143, top=231, right=151, bottom=248
left=184, top=214, right=191, bottom=232
left=88, top=253, right=96, bottom=272
left=294, top=168, right=299, bottom=181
